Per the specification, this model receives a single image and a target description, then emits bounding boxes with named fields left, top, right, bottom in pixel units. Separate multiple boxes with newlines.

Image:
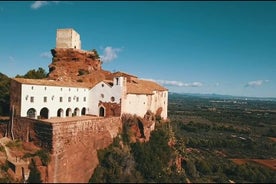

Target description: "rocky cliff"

left=48, top=48, right=112, bottom=84
left=7, top=47, right=158, bottom=183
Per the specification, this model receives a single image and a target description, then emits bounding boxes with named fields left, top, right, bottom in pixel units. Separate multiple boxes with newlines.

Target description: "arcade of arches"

left=26, top=107, right=88, bottom=119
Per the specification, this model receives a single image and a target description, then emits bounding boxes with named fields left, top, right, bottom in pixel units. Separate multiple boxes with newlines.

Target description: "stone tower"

left=56, top=28, right=81, bottom=49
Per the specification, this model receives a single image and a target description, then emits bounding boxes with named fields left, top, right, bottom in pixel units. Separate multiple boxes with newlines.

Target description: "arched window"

left=74, top=108, right=80, bottom=116
left=66, top=108, right=72, bottom=117
left=27, top=108, right=36, bottom=119
left=40, top=107, right=49, bottom=119
left=57, top=108, right=64, bottom=117
left=81, top=107, right=86, bottom=115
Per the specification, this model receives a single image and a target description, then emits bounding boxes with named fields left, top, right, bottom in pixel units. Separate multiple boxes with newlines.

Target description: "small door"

left=99, top=107, right=105, bottom=117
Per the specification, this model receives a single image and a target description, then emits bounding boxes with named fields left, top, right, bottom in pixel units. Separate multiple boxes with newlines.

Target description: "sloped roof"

left=102, top=79, right=114, bottom=87
left=12, top=78, right=94, bottom=88
left=127, top=79, right=167, bottom=95
left=112, top=71, right=137, bottom=78
left=12, top=76, right=168, bottom=95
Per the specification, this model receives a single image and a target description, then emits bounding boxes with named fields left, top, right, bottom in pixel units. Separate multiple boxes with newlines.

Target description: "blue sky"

left=0, top=1, right=276, bottom=98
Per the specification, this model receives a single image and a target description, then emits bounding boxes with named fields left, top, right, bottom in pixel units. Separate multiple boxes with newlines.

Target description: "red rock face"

left=47, top=48, right=111, bottom=83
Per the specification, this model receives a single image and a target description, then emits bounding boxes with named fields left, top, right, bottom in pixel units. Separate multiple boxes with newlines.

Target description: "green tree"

left=195, top=159, right=211, bottom=175
left=27, top=159, right=42, bottom=183
left=16, top=67, right=47, bottom=79
left=35, top=149, right=51, bottom=166
left=92, top=49, right=100, bottom=59
left=184, top=159, right=199, bottom=178
left=0, top=73, right=11, bottom=116
left=90, top=136, right=143, bottom=183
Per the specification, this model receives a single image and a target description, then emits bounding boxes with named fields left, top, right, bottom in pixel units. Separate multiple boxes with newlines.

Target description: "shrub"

left=78, top=69, right=89, bottom=76
left=6, top=139, right=22, bottom=149
left=35, top=149, right=51, bottom=166
left=0, top=145, right=5, bottom=152
left=27, top=159, right=42, bottom=183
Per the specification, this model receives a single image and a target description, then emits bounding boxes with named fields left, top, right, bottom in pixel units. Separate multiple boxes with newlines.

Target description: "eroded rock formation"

left=48, top=48, right=112, bottom=83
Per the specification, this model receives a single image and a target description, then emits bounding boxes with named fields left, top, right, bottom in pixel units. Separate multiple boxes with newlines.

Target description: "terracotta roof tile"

left=112, top=71, right=137, bottom=78
left=127, top=79, right=167, bottom=95
left=12, top=78, right=95, bottom=88
left=12, top=76, right=168, bottom=95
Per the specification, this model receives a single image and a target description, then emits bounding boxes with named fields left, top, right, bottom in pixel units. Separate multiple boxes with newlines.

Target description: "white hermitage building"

left=10, top=29, right=168, bottom=121
left=11, top=73, right=168, bottom=120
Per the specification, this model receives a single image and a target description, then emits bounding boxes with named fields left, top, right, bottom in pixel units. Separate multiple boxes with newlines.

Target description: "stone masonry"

left=10, top=116, right=121, bottom=183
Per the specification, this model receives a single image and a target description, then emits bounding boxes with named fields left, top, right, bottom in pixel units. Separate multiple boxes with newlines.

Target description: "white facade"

left=15, top=75, right=168, bottom=120
left=123, top=90, right=168, bottom=119
left=21, top=84, right=89, bottom=119
left=88, top=77, right=124, bottom=116
left=56, top=29, right=81, bottom=49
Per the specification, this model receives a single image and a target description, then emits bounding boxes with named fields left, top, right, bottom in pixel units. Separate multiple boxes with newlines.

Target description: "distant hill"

left=168, top=92, right=276, bottom=102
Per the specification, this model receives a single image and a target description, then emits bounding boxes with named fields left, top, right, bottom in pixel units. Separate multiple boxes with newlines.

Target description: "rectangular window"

left=30, top=96, right=34, bottom=103
left=68, top=97, right=71, bottom=102
left=60, top=97, right=63, bottom=102
left=44, top=96, right=47, bottom=103
left=83, top=97, right=86, bottom=102
left=76, top=97, right=79, bottom=102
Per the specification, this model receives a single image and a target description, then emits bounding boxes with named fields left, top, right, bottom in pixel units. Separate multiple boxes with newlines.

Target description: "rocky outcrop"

left=48, top=48, right=112, bottom=83
left=121, top=112, right=156, bottom=143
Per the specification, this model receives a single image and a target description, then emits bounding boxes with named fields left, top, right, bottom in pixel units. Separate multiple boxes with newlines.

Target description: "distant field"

left=230, top=159, right=276, bottom=171
left=169, top=93, right=276, bottom=182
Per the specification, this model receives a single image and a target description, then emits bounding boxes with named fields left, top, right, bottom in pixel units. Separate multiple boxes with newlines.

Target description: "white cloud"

left=31, top=1, right=48, bottom=9
left=40, top=51, right=52, bottom=59
left=100, top=46, right=122, bottom=63
left=143, top=79, right=203, bottom=87
left=31, top=1, right=59, bottom=9
left=245, top=80, right=269, bottom=87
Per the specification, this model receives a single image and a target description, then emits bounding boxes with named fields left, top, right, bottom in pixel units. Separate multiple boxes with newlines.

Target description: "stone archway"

left=74, top=108, right=80, bottom=116
left=27, top=108, right=36, bottom=119
left=81, top=107, right=86, bottom=115
left=40, top=107, right=49, bottom=119
left=66, top=108, right=72, bottom=117
left=99, top=106, right=105, bottom=117
left=57, top=108, right=64, bottom=117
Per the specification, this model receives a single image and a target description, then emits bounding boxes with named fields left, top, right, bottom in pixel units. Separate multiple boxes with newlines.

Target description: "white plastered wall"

left=122, top=90, right=168, bottom=119
left=123, top=94, right=149, bottom=117
left=21, top=84, right=89, bottom=118
left=88, top=77, right=124, bottom=116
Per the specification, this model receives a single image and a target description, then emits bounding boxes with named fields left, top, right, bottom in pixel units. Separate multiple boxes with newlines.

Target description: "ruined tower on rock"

left=48, top=28, right=110, bottom=83
left=7, top=28, right=168, bottom=183
left=56, top=28, right=81, bottom=49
